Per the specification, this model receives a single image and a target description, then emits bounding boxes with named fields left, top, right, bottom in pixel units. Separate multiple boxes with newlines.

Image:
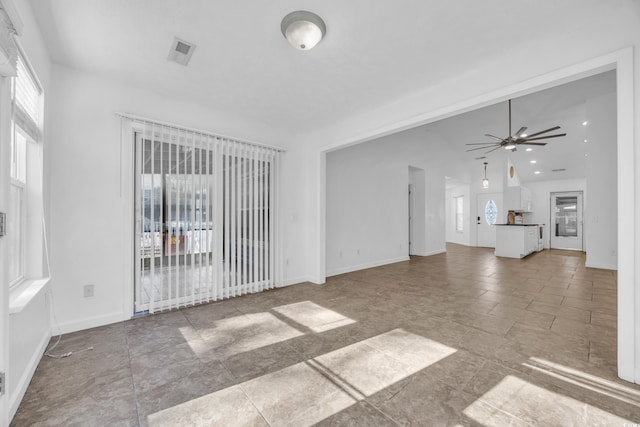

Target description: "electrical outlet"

left=83, top=284, right=95, bottom=298
left=0, top=371, right=5, bottom=396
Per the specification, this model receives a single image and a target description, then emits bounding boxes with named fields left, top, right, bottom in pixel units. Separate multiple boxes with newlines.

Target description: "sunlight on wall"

left=272, top=301, right=356, bottom=332
left=151, top=328, right=457, bottom=427
left=463, top=375, right=633, bottom=426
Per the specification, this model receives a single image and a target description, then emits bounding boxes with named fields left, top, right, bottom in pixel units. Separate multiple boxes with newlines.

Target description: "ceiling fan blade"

left=485, top=146, right=504, bottom=154
left=467, top=145, right=499, bottom=152
left=518, top=142, right=547, bottom=146
left=523, top=126, right=561, bottom=138
left=465, top=142, right=502, bottom=146
left=524, top=133, right=567, bottom=141
left=513, top=127, right=528, bottom=137
left=484, top=134, right=506, bottom=141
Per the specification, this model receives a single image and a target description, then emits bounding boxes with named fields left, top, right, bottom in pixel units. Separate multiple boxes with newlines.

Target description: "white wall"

left=46, top=64, right=311, bottom=332
left=326, top=126, right=470, bottom=276
left=525, top=178, right=587, bottom=249
left=585, top=92, right=617, bottom=269
left=445, top=184, right=471, bottom=246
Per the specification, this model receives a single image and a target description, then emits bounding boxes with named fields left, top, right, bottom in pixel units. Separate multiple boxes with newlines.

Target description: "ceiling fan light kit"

left=466, top=99, right=567, bottom=154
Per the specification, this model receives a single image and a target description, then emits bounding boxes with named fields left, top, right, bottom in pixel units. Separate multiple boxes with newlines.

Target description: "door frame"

left=549, top=191, right=584, bottom=251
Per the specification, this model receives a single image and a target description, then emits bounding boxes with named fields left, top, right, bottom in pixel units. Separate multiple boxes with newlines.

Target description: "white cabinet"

left=505, top=186, right=533, bottom=212
left=495, top=225, right=539, bottom=258
left=521, top=187, right=532, bottom=211
left=525, top=226, right=538, bottom=255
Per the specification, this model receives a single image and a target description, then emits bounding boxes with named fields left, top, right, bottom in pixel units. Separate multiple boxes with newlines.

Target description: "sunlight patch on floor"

left=463, top=375, right=633, bottom=426
left=149, top=328, right=457, bottom=427
left=272, top=300, right=356, bottom=332
left=523, top=357, right=640, bottom=407
left=147, top=385, right=267, bottom=427
left=312, top=328, right=457, bottom=397
left=199, top=312, right=304, bottom=358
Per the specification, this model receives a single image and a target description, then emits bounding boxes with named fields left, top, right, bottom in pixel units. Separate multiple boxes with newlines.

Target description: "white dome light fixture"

left=281, top=11, right=326, bottom=51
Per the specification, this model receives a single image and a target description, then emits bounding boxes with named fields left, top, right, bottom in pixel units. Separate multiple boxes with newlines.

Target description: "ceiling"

left=431, top=70, right=616, bottom=184
left=28, top=0, right=625, bottom=140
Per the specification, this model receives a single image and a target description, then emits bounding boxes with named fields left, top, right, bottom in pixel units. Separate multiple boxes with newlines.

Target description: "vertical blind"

left=124, top=116, right=282, bottom=313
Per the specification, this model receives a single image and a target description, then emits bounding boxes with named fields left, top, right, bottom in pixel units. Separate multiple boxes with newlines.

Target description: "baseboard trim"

left=410, top=249, right=446, bottom=257
left=52, top=311, right=129, bottom=335
left=327, top=256, right=410, bottom=277
left=280, top=276, right=312, bottom=287
left=585, top=261, right=618, bottom=271
left=9, top=329, right=51, bottom=421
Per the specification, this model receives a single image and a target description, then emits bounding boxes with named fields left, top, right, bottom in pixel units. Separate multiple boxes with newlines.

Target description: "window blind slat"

left=13, top=54, right=42, bottom=141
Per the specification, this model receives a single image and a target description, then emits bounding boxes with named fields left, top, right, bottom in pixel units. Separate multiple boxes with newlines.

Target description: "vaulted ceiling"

left=432, top=70, right=616, bottom=183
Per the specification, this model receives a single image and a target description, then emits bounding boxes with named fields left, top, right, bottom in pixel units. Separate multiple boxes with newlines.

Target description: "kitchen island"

left=495, top=224, right=543, bottom=259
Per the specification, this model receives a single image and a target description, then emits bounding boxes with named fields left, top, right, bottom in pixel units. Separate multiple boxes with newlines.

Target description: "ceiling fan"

left=466, top=99, right=566, bottom=154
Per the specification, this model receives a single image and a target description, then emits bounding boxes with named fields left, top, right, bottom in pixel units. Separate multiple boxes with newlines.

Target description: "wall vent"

left=551, top=168, right=566, bottom=172
left=168, top=37, right=196, bottom=66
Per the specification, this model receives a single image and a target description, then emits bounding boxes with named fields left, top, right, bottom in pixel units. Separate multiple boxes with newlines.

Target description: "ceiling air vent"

left=168, top=37, right=196, bottom=66
left=551, top=168, right=566, bottom=172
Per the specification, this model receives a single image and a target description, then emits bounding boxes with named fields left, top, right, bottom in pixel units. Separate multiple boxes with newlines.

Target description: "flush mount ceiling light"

left=482, top=162, right=489, bottom=189
left=281, top=10, right=326, bottom=51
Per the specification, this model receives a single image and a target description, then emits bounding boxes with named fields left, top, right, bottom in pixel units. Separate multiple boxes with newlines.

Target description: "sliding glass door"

left=133, top=123, right=279, bottom=313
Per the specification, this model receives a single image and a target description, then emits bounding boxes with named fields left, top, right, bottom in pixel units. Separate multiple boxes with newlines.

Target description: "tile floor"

left=11, top=244, right=640, bottom=426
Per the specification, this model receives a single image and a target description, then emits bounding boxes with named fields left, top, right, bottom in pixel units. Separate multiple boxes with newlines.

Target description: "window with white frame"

left=9, top=51, right=43, bottom=288
left=455, top=196, right=464, bottom=233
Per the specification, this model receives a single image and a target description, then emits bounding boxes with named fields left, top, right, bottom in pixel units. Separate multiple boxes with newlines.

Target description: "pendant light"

left=281, top=11, right=326, bottom=51
left=482, top=162, right=489, bottom=189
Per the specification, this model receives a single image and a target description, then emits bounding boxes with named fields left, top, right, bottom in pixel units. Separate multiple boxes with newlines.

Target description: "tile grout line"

left=125, top=324, right=144, bottom=427
left=237, top=384, right=273, bottom=427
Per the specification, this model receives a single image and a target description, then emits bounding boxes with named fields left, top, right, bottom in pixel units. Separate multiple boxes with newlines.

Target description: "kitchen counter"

left=495, top=224, right=543, bottom=258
